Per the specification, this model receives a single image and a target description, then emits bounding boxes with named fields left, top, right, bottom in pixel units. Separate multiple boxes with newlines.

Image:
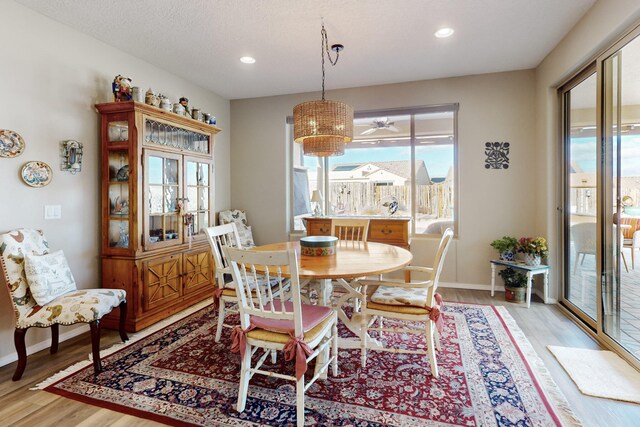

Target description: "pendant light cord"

left=321, top=23, right=340, bottom=101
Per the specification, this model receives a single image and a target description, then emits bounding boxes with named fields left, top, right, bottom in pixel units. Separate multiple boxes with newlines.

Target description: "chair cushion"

left=19, top=288, right=126, bottom=328
left=247, top=314, right=334, bottom=344
left=24, top=250, right=77, bottom=306
left=223, top=274, right=283, bottom=291
left=370, top=285, right=429, bottom=307
left=366, top=301, right=431, bottom=315
left=250, top=301, right=333, bottom=334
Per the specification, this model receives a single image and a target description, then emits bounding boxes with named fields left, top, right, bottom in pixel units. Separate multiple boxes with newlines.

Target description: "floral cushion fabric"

left=20, top=289, right=126, bottom=328
left=0, top=229, right=126, bottom=328
left=0, top=229, right=50, bottom=322
left=370, top=285, right=429, bottom=307
left=24, top=250, right=77, bottom=306
left=218, top=209, right=255, bottom=248
left=218, top=209, right=248, bottom=226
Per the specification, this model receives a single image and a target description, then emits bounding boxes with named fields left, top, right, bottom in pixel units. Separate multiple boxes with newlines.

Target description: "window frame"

left=289, top=103, right=459, bottom=237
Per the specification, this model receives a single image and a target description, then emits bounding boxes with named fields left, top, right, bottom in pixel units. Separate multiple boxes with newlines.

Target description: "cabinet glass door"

left=185, top=157, right=212, bottom=238
left=145, top=150, right=182, bottom=248
left=107, top=149, right=130, bottom=249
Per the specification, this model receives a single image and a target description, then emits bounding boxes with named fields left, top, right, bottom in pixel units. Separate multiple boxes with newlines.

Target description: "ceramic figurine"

left=179, top=97, right=191, bottom=117
left=112, top=75, right=133, bottom=102
left=145, top=88, right=160, bottom=107
left=159, top=96, right=172, bottom=111
left=173, top=102, right=185, bottom=115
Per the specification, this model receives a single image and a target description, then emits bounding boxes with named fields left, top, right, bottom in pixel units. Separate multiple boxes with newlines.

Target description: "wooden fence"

left=329, top=181, right=453, bottom=218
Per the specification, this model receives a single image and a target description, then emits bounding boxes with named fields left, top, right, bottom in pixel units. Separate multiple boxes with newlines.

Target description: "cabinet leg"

left=526, top=273, right=533, bottom=308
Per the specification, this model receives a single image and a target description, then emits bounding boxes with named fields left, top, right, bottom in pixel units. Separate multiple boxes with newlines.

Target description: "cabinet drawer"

left=306, top=220, right=331, bottom=236
left=369, top=221, right=408, bottom=244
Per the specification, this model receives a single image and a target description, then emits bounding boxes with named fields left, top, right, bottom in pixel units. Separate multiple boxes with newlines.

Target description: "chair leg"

left=632, top=247, right=635, bottom=270
left=573, top=253, right=579, bottom=275
left=296, top=376, right=306, bottom=427
left=12, top=328, right=28, bottom=381
left=361, top=312, right=368, bottom=367
left=270, top=350, right=277, bottom=364
left=50, top=324, right=59, bottom=354
left=118, top=300, right=129, bottom=342
left=215, top=302, right=226, bottom=342
left=434, top=328, right=442, bottom=352
left=426, top=322, right=438, bottom=378
left=236, top=343, right=252, bottom=413
left=90, top=320, right=103, bottom=374
left=332, top=320, right=338, bottom=377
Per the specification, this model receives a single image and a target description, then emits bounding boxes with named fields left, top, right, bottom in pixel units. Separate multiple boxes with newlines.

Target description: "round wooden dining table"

left=253, top=240, right=413, bottom=349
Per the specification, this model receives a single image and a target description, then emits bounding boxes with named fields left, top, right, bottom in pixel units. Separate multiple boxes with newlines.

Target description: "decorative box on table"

left=300, top=236, right=337, bottom=256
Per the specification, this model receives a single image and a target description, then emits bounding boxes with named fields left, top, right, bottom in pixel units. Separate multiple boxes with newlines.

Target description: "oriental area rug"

left=37, top=301, right=581, bottom=426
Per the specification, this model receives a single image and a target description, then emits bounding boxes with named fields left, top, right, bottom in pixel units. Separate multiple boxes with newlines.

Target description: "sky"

left=305, top=145, right=454, bottom=179
left=571, top=135, right=640, bottom=176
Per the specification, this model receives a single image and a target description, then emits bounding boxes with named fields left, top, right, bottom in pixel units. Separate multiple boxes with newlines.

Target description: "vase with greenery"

left=498, top=267, right=528, bottom=303
left=490, top=236, right=518, bottom=261
left=516, top=237, right=548, bottom=266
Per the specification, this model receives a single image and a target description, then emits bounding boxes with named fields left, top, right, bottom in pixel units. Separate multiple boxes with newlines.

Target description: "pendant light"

left=293, top=22, right=353, bottom=157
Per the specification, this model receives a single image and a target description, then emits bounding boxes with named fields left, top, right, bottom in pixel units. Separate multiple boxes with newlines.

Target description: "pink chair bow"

left=212, top=288, right=224, bottom=309
left=230, top=323, right=313, bottom=381
left=283, top=334, right=313, bottom=380
left=426, top=292, right=444, bottom=334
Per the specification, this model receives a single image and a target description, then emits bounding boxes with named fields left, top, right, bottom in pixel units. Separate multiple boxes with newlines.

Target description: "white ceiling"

left=16, top=0, right=596, bottom=100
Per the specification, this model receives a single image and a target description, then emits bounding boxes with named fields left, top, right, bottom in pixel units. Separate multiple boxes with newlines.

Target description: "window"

left=290, top=104, right=458, bottom=235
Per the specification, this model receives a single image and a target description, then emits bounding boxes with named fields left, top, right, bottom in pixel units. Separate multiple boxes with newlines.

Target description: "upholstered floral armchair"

left=0, top=229, right=128, bottom=380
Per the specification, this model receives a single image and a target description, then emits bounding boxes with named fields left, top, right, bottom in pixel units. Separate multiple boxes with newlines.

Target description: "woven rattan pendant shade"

left=293, top=99, right=353, bottom=156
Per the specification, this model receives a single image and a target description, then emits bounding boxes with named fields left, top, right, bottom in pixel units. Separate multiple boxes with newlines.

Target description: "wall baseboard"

left=439, top=281, right=503, bottom=292
left=0, top=324, right=88, bottom=368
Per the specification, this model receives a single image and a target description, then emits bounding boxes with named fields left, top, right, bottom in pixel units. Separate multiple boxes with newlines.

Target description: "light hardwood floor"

left=1, top=289, right=639, bottom=426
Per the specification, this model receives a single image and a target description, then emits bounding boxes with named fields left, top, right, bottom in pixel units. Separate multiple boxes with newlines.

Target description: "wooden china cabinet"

left=96, top=101, right=221, bottom=332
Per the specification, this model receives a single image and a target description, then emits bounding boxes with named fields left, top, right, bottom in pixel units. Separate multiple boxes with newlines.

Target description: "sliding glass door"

left=561, top=23, right=640, bottom=365
left=602, top=34, right=640, bottom=361
left=562, top=68, right=598, bottom=327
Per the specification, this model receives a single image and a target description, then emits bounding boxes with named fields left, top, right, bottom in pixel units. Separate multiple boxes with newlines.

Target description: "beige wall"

left=231, top=70, right=538, bottom=286
left=535, top=0, right=640, bottom=301
left=0, top=1, right=230, bottom=365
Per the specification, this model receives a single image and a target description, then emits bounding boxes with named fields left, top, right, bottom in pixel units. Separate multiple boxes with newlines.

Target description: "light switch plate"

left=44, top=205, right=62, bottom=219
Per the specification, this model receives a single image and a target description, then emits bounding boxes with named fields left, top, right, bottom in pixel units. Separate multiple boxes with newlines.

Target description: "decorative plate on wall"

left=21, top=161, right=52, bottom=187
left=0, top=129, right=26, bottom=158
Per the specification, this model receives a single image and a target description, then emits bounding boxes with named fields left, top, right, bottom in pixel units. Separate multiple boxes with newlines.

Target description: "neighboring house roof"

left=331, top=160, right=431, bottom=185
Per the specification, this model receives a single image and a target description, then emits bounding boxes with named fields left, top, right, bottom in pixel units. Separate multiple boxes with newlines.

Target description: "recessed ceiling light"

left=434, top=28, right=454, bottom=38
left=240, top=56, right=256, bottom=64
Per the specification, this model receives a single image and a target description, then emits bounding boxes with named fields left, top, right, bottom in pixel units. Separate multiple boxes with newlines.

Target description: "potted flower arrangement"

left=498, top=267, right=528, bottom=303
left=490, top=236, right=518, bottom=261
left=516, top=237, right=548, bottom=266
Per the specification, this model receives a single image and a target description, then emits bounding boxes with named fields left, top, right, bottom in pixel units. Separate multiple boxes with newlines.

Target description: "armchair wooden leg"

left=13, top=328, right=28, bottom=381
left=90, top=320, right=103, bottom=374
left=50, top=324, right=59, bottom=354
left=118, top=300, right=129, bottom=342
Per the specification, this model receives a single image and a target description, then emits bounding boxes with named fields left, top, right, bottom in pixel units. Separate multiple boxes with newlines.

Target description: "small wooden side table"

left=490, top=259, right=550, bottom=308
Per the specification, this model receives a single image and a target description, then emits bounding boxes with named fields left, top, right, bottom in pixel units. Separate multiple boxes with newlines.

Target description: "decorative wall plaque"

left=485, top=142, right=510, bottom=169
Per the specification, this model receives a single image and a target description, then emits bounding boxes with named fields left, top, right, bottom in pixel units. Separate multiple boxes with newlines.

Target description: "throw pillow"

left=24, top=250, right=77, bottom=306
left=219, top=209, right=248, bottom=226
left=237, top=223, right=256, bottom=248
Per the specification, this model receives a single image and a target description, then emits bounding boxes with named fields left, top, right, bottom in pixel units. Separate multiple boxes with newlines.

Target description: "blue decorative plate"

left=21, top=161, right=52, bottom=187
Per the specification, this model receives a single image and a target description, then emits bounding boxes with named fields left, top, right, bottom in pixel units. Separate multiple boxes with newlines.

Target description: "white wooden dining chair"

left=225, top=246, right=338, bottom=427
left=204, top=223, right=243, bottom=342
left=330, top=218, right=371, bottom=310
left=331, top=218, right=370, bottom=243
left=357, top=228, right=453, bottom=378
left=204, top=223, right=291, bottom=342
